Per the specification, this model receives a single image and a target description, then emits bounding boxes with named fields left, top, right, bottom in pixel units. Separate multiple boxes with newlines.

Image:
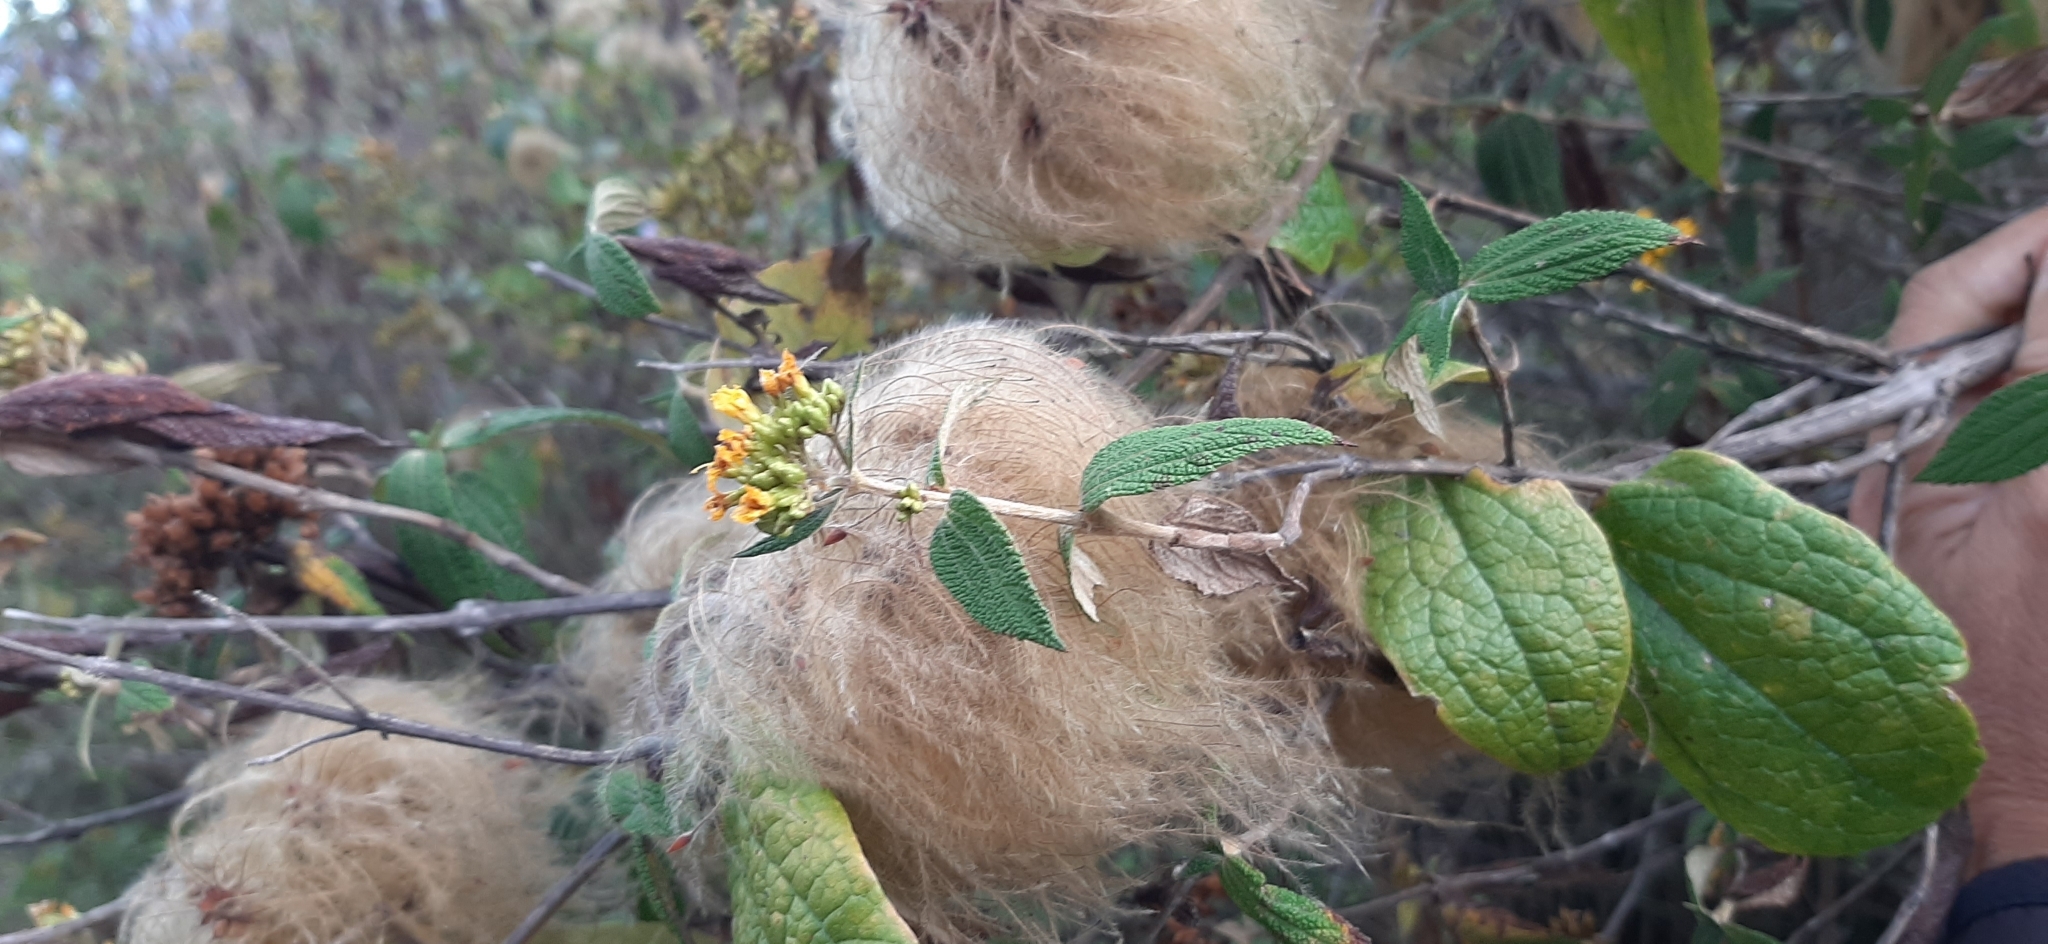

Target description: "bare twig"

left=640, top=355, right=857, bottom=375
left=4, top=590, right=670, bottom=642
left=246, top=726, right=371, bottom=766
left=1529, top=297, right=1881, bottom=385
left=1212, top=455, right=1619, bottom=492
left=1466, top=309, right=1519, bottom=466
left=1339, top=801, right=1702, bottom=922
left=0, top=634, right=660, bottom=767
left=1874, top=823, right=1943, bottom=944
left=500, top=829, right=633, bottom=944
left=0, top=789, right=190, bottom=849
left=1040, top=326, right=1336, bottom=370
left=1761, top=400, right=1950, bottom=486
left=1117, top=0, right=1394, bottom=386
left=1706, top=376, right=1833, bottom=447
left=526, top=261, right=600, bottom=301
left=1784, top=841, right=1920, bottom=944
left=169, top=452, right=591, bottom=597
left=1331, top=157, right=1899, bottom=366
left=196, top=591, right=372, bottom=720
left=1878, top=407, right=1925, bottom=555
left=0, top=898, right=127, bottom=944
left=0, top=798, right=53, bottom=827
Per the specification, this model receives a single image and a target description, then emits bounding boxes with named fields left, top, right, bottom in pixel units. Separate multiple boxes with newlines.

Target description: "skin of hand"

left=1849, top=206, right=2048, bottom=876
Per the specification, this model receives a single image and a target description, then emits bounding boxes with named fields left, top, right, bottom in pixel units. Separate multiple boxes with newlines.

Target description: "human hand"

left=1849, top=206, right=2048, bottom=875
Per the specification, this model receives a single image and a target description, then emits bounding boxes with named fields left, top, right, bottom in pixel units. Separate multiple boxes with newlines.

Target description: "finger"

left=1891, top=205, right=2048, bottom=353
left=2012, top=244, right=2048, bottom=378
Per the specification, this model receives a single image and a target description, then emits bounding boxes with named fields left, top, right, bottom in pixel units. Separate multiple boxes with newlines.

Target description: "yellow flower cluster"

left=0, top=296, right=88, bottom=390
left=704, top=351, right=846, bottom=535
left=1631, top=210, right=1700, bottom=293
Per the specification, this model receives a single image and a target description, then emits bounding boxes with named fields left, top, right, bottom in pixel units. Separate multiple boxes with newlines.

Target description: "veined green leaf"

left=603, top=769, right=678, bottom=839
left=1391, top=289, right=1469, bottom=376
left=1918, top=372, right=2048, bottom=483
left=735, top=498, right=838, bottom=559
left=725, top=774, right=919, bottom=944
left=441, top=406, right=670, bottom=452
left=1364, top=472, right=1633, bottom=773
left=588, top=232, right=662, bottom=318
left=1582, top=0, right=1724, bottom=188
left=668, top=392, right=715, bottom=469
left=1080, top=419, right=1338, bottom=512
left=1476, top=113, right=1568, bottom=216
left=1463, top=211, right=1682, bottom=303
left=1596, top=450, right=1981, bottom=855
left=1924, top=14, right=2027, bottom=112
left=930, top=490, right=1060, bottom=649
left=1398, top=179, right=1464, bottom=298
left=1217, top=856, right=1367, bottom=944
left=114, top=679, right=175, bottom=722
left=377, top=450, right=542, bottom=606
left=1271, top=167, right=1356, bottom=275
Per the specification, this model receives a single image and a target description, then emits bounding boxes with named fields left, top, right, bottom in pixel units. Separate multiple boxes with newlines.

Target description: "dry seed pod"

left=120, top=680, right=569, bottom=944
left=642, top=324, right=1341, bottom=940
left=828, top=0, right=1351, bottom=262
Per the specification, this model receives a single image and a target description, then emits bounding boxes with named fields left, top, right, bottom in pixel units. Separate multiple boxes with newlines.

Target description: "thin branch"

left=1330, top=157, right=1899, bottom=366
left=0, top=798, right=53, bottom=828
left=640, top=355, right=857, bottom=375
left=500, top=829, right=633, bottom=944
left=1879, top=408, right=1925, bottom=555
left=1761, top=400, right=1951, bottom=486
left=1115, top=254, right=1257, bottom=386
left=1874, top=824, right=1943, bottom=944
left=1339, top=801, right=1702, bottom=921
left=1706, top=376, right=1833, bottom=447
left=1040, top=326, right=1336, bottom=370
left=169, top=452, right=592, bottom=597
left=1211, top=455, right=1620, bottom=492
left=1723, top=88, right=1919, bottom=107
left=1784, top=841, right=1920, bottom=944
left=246, top=726, right=371, bottom=766
left=1529, top=297, right=1882, bottom=386
left=0, top=898, right=127, bottom=944
left=0, top=789, right=190, bottom=849
left=0, top=634, right=661, bottom=767
left=1465, top=309, right=1519, bottom=467
left=526, top=261, right=600, bottom=301
left=197, top=591, right=373, bottom=720
left=4, top=590, right=670, bottom=642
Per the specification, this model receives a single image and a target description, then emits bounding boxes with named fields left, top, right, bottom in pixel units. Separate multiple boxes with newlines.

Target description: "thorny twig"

left=0, top=634, right=662, bottom=767
left=0, top=789, right=190, bottom=849
left=500, top=829, right=633, bottom=944
left=1338, top=801, right=1703, bottom=921
left=166, top=450, right=592, bottom=597
left=1330, top=157, right=1900, bottom=366
left=3, top=591, right=670, bottom=642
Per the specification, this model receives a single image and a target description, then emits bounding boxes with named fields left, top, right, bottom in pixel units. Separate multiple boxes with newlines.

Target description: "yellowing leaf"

left=723, top=241, right=874, bottom=356
left=292, top=542, right=387, bottom=616
left=1583, top=0, right=1724, bottom=189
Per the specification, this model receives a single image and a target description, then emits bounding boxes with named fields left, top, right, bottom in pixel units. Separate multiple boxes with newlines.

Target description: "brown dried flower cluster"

left=126, top=448, right=317, bottom=616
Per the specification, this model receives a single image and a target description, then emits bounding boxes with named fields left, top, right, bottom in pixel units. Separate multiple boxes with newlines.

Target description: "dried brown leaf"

left=1149, top=495, right=1289, bottom=596
left=1944, top=48, right=2048, bottom=124
left=614, top=234, right=794, bottom=305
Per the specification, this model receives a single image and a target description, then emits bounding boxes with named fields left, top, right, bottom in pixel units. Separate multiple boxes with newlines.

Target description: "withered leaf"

left=614, top=235, right=795, bottom=306
left=1944, top=48, right=2048, bottom=124
left=1150, top=494, right=1290, bottom=597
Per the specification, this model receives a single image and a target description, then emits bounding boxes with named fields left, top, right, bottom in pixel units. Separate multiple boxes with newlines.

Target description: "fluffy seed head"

left=642, top=324, right=1340, bottom=939
left=829, top=0, right=1350, bottom=262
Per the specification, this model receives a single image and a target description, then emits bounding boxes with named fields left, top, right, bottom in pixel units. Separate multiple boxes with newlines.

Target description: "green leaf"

left=377, top=450, right=543, bottom=606
left=1217, top=856, right=1366, bottom=944
left=734, top=498, right=839, bottom=559
left=1864, top=0, right=1893, bottom=52
left=440, top=406, right=670, bottom=452
left=1363, top=472, right=1633, bottom=773
left=668, top=393, right=715, bottom=469
left=1641, top=346, right=1707, bottom=434
left=603, top=769, right=678, bottom=839
left=1863, top=97, right=1911, bottom=126
left=1390, top=289, right=1469, bottom=376
left=1953, top=117, right=2028, bottom=171
left=587, top=232, right=662, bottom=318
left=1928, top=167, right=1986, bottom=205
left=114, top=679, right=174, bottom=721
left=1398, top=179, right=1464, bottom=298
left=1918, top=372, right=2048, bottom=483
left=724, top=774, right=919, bottom=944
left=1582, top=0, right=1724, bottom=188
left=1463, top=211, right=1683, bottom=303
left=1271, top=167, right=1356, bottom=276
left=1476, top=113, right=1568, bottom=216
left=1687, top=905, right=1786, bottom=944
left=928, top=490, right=1062, bottom=650
left=1080, top=418, right=1339, bottom=512
left=1595, top=450, right=1982, bottom=855
left=1924, top=14, right=2025, bottom=112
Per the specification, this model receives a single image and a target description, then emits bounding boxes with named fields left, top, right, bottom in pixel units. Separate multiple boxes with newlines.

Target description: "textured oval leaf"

left=929, top=490, right=1062, bottom=650
left=1596, top=450, right=1982, bottom=855
left=1464, top=211, right=1683, bottom=303
left=1391, top=289, right=1469, bottom=377
left=1218, top=856, right=1367, bottom=944
left=603, top=769, right=678, bottom=839
left=1080, top=419, right=1338, bottom=512
left=1398, top=178, right=1463, bottom=298
left=735, top=498, right=838, bottom=559
left=1364, top=472, right=1633, bottom=773
left=588, top=232, right=663, bottom=318
left=1271, top=167, right=1356, bottom=276
left=441, top=406, right=670, bottom=452
left=1582, top=0, right=1723, bottom=188
left=1476, top=113, right=1568, bottom=216
left=724, top=774, right=918, bottom=944
left=377, top=451, right=542, bottom=605
left=1917, top=372, right=2048, bottom=484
